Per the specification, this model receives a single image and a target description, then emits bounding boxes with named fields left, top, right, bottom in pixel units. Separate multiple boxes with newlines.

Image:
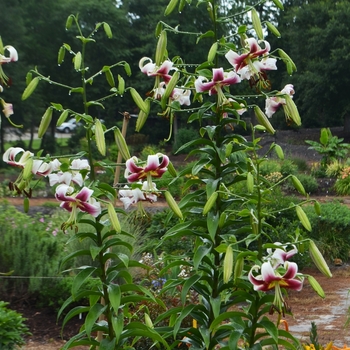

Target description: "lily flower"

left=249, top=261, right=304, bottom=314
left=195, top=68, right=241, bottom=106
left=0, top=46, right=18, bottom=63
left=125, top=153, right=169, bottom=190
left=139, top=57, right=174, bottom=84
left=119, top=181, right=158, bottom=210
left=32, top=160, right=54, bottom=177
left=267, top=242, right=298, bottom=267
left=265, top=84, right=295, bottom=118
left=3, top=147, right=33, bottom=168
left=1, top=99, right=14, bottom=118
left=55, top=184, right=101, bottom=228
left=171, top=87, right=191, bottom=106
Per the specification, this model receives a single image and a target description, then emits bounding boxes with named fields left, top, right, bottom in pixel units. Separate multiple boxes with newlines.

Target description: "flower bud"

left=145, top=313, right=154, bottom=329
left=274, top=144, right=284, bottom=160
left=65, top=15, right=74, bottom=30
left=95, top=119, right=106, bottom=156
left=291, top=175, right=306, bottom=196
left=57, top=110, right=69, bottom=127
left=130, top=88, right=149, bottom=113
left=314, top=201, right=321, bottom=216
left=207, top=42, right=218, bottom=63
left=22, top=157, right=33, bottom=180
left=105, top=67, right=115, bottom=87
left=284, top=95, right=301, bottom=126
left=38, top=107, right=53, bottom=138
left=251, top=8, right=263, bottom=40
left=108, top=202, right=121, bottom=233
left=202, top=191, right=218, bottom=215
left=164, top=191, right=183, bottom=219
left=74, top=52, right=82, bottom=71
left=309, top=240, right=332, bottom=278
left=271, top=0, right=284, bottom=10
left=22, top=77, right=40, bottom=101
left=164, top=0, right=179, bottom=16
left=254, top=106, right=275, bottom=134
left=155, top=31, right=167, bottom=66
left=246, top=172, right=254, bottom=193
left=218, top=212, right=226, bottom=229
left=103, top=22, right=113, bottom=39
left=265, top=22, right=281, bottom=38
left=307, top=275, right=325, bottom=298
left=161, top=71, right=179, bottom=109
left=234, top=256, right=244, bottom=282
left=135, top=109, right=149, bottom=132
left=114, top=128, right=131, bottom=161
left=296, top=205, right=311, bottom=232
left=223, top=245, right=234, bottom=283
left=118, top=75, right=125, bottom=95
left=23, top=197, right=30, bottom=213
left=167, top=161, right=177, bottom=177
left=278, top=49, right=297, bottom=73
left=58, top=46, right=65, bottom=65
left=124, top=62, right=131, bottom=77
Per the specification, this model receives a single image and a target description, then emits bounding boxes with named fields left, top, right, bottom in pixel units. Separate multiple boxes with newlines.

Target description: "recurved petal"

left=75, top=187, right=94, bottom=202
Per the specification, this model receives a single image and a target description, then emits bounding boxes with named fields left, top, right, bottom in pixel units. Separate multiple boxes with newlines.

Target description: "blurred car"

left=56, top=118, right=80, bottom=133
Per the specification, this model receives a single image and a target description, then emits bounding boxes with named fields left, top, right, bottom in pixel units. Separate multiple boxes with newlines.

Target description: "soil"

left=4, top=126, right=350, bottom=349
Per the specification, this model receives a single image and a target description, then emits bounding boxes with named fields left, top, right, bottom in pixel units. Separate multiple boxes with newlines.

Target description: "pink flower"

left=3, top=147, right=33, bottom=168
left=225, top=38, right=276, bottom=80
left=195, top=68, right=241, bottom=96
left=139, top=57, right=174, bottom=84
left=55, top=184, right=101, bottom=217
left=0, top=46, right=18, bottom=63
left=119, top=181, right=158, bottom=209
left=125, top=153, right=169, bottom=183
left=265, top=84, right=295, bottom=118
left=1, top=100, right=14, bottom=118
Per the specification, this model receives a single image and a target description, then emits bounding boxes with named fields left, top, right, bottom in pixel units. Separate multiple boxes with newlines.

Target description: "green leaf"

left=108, top=284, right=121, bottom=312
left=100, top=338, right=116, bottom=350
left=193, top=241, right=212, bottom=269
left=85, top=303, right=107, bottom=338
left=181, top=275, right=201, bottom=304
left=112, top=314, right=124, bottom=342
left=259, top=317, right=278, bottom=343
left=90, top=245, right=102, bottom=261
left=196, top=30, right=215, bottom=44
left=62, top=306, right=90, bottom=331
left=72, top=267, right=97, bottom=298
left=173, top=304, right=197, bottom=337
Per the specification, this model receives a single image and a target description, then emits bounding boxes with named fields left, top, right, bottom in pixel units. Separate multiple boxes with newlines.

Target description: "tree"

left=269, top=0, right=350, bottom=129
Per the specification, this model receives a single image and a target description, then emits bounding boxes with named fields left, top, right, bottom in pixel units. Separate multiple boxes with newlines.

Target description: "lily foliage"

left=1, top=0, right=333, bottom=349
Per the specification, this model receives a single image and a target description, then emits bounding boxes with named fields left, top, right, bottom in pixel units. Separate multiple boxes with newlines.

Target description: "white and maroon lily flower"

left=125, top=153, right=169, bottom=185
left=139, top=57, right=174, bottom=84
left=195, top=68, right=241, bottom=96
left=119, top=181, right=158, bottom=210
left=249, top=261, right=303, bottom=293
left=0, top=46, right=18, bottom=63
left=3, top=147, right=33, bottom=168
left=265, top=84, right=295, bottom=118
left=172, top=87, right=191, bottom=106
left=1, top=100, right=14, bottom=118
left=225, top=38, right=277, bottom=81
left=267, top=242, right=298, bottom=267
left=55, top=184, right=101, bottom=218
left=32, top=160, right=53, bottom=177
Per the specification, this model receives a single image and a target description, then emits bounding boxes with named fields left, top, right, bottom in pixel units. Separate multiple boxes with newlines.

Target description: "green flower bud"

left=291, top=175, right=306, bottom=196
left=23, top=157, right=33, bottom=180
left=254, top=106, right=276, bottom=134
left=251, top=8, right=264, bottom=40
left=130, top=88, right=149, bottom=113
left=105, top=67, right=115, bottom=87
left=284, top=95, right=301, bottom=126
left=161, top=71, right=179, bottom=109
left=74, top=52, right=82, bottom=71
left=274, top=144, right=284, bottom=160
left=307, top=275, right=325, bottom=298
left=103, top=22, right=113, bottom=39
left=56, top=110, right=69, bottom=127
left=155, top=31, right=167, bottom=66
left=265, top=21, right=281, bottom=38
left=124, top=62, right=131, bottom=77
left=58, top=46, right=65, bottom=65
left=23, top=197, right=30, bottom=213
left=95, top=119, right=106, bottom=156
left=164, top=0, right=179, bottom=16
left=114, top=128, right=131, bottom=161
left=234, top=256, right=244, bottom=282
left=135, top=109, right=149, bottom=132
left=118, top=75, right=125, bottom=95
left=145, top=313, right=154, bottom=329
left=164, top=191, right=183, bottom=219
left=22, top=77, right=40, bottom=101
left=314, top=201, right=321, bottom=216
left=309, top=240, right=332, bottom=278
left=65, top=15, right=74, bottom=30
left=38, top=107, right=53, bottom=138
left=207, top=42, right=218, bottom=63
left=246, top=172, right=254, bottom=193
left=223, top=245, right=234, bottom=283
left=108, top=202, right=121, bottom=233
left=202, top=191, right=218, bottom=215
left=271, top=0, right=284, bottom=10
left=296, top=205, right=312, bottom=232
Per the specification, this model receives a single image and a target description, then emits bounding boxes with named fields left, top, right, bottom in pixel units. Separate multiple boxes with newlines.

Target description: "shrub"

left=259, top=159, right=281, bottom=176
left=304, top=202, right=350, bottom=262
left=0, top=301, right=30, bottom=349
left=280, top=159, right=298, bottom=177
left=172, top=128, right=199, bottom=154
left=290, top=157, right=309, bottom=172
left=326, top=160, right=344, bottom=178
left=334, top=176, right=350, bottom=196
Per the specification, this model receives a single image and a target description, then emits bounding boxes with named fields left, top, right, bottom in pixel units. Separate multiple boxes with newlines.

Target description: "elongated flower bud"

left=95, top=119, right=106, bottom=156
left=246, top=172, right=254, bottom=193
left=234, top=256, right=244, bottom=282
left=23, top=197, right=30, bottom=213
left=307, top=275, right=325, bottom=298
left=164, top=0, right=179, bottom=16
left=207, top=42, right=218, bottom=63
left=296, top=205, right=311, bottom=232
left=155, top=31, right=167, bottom=65
left=254, top=106, right=275, bottom=134
left=271, top=0, right=284, bottom=10
left=251, top=8, right=263, bottom=40
left=22, top=77, right=40, bottom=101
left=314, top=201, right=321, bottom=216
left=108, top=202, right=121, bottom=233
left=65, top=15, right=74, bottom=30
left=266, top=21, right=281, bottom=38
left=164, top=191, right=183, bottom=219
left=105, top=67, right=115, bottom=87
left=103, top=22, right=113, bottom=39
left=130, top=88, right=149, bottom=113
left=74, top=52, right=82, bottom=71
left=118, top=75, right=125, bottom=95
left=223, top=245, right=234, bottom=283
left=309, top=240, right=332, bottom=277
left=145, top=313, right=154, bottom=329
left=202, top=191, right=218, bottom=215
left=284, top=95, right=301, bottom=126
left=57, top=110, right=69, bottom=127
left=38, top=107, right=53, bottom=138
left=114, top=128, right=131, bottom=161
left=135, top=109, right=149, bottom=132
left=23, top=157, right=33, bottom=180
left=57, top=46, right=65, bottom=65
left=291, top=175, right=306, bottom=196
left=274, top=144, right=284, bottom=160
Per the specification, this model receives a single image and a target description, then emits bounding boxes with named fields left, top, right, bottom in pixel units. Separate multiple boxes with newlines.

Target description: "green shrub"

left=172, top=128, right=199, bottom=154
left=326, top=160, right=344, bottom=178
left=280, top=159, right=298, bottom=177
left=0, top=301, right=30, bottom=349
left=259, top=159, right=281, bottom=176
left=290, top=157, right=309, bottom=172
left=140, top=144, right=165, bottom=159
left=304, top=202, right=350, bottom=262
left=334, top=176, right=350, bottom=196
